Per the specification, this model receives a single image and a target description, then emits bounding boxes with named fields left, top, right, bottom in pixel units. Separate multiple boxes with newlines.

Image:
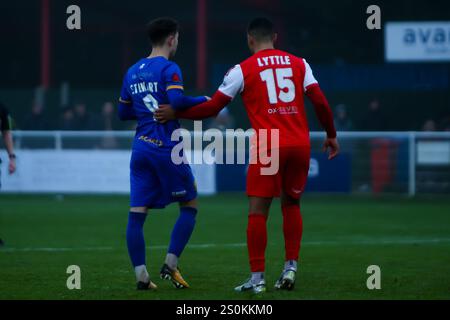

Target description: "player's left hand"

left=322, top=137, right=340, bottom=160
left=155, top=104, right=176, bottom=123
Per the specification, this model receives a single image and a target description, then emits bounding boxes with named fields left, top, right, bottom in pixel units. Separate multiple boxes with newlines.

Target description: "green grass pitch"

left=0, top=193, right=449, bottom=300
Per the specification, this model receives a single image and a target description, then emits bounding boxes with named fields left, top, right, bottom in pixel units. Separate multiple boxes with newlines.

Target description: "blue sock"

left=126, top=212, right=147, bottom=267
left=168, top=207, right=197, bottom=257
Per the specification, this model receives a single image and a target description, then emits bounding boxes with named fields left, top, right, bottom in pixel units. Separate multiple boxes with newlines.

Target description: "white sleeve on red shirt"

left=303, top=59, right=318, bottom=92
left=218, top=64, right=244, bottom=99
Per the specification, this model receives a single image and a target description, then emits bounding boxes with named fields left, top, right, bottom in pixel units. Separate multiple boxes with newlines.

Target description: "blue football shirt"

left=119, top=56, right=187, bottom=150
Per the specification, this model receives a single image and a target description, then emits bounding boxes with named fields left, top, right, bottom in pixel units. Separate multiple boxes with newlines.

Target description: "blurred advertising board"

left=385, top=22, right=450, bottom=62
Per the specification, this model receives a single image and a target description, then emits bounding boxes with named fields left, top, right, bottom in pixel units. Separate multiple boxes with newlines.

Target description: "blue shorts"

left=130, top=148, right=197, bottom=208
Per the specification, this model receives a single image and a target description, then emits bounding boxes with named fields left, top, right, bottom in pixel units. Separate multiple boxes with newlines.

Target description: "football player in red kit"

left=155, top=17, right=339, bottom=294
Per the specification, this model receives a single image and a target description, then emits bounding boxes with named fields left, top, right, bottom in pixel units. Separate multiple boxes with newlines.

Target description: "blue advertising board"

left=216, top=152, right=351, bottom=193
left=306, top=152, right=351, bottom=193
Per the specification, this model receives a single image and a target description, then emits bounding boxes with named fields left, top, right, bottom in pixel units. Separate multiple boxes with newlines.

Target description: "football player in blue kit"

left=118, top=17, right=208, bottom=290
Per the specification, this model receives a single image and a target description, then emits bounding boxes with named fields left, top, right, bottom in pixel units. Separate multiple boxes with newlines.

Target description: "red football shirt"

left=218, top=48, right=318, bottom=148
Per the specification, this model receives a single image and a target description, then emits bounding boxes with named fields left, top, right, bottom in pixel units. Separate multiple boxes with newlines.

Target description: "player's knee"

left=281, top=193, right=300, bottom=207
left=130, top=207, right=148, bottom=214
left=248, top=196, right=272, bottom=216
left=180, top=198, right=197, bottom=209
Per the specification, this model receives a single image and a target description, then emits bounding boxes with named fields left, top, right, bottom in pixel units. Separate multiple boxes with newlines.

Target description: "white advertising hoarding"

left=0, top=150, right=216, bottom=195
left=385, top=22, right=450, bottom=62
left=417, top=141, right=450, bottom=165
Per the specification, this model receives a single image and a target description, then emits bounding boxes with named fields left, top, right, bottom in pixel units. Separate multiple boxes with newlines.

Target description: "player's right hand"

left=9, top=158, right=16, bottom=174
left=322, top=137, right=339, bottom=160
left=154, top=104, right=176, bottom=123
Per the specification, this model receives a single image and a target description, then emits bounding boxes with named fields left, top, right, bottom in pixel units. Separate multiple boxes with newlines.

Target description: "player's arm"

left=117, top=74, right=137, bottom=121
left=155, top=91, right=230, bottom=121
left=155, top=65, right=242, bottom=121
left=306, top=84, right=336, bottom=138
left=118, top=99, right=136, bottom=121
left=166, top=88, right=208, bottom=110
left=173, top=90, right=231, bottom=120
left=303, top=59, right=339, bottom=159
left=1, top=106, right=16, bottom=174
left=165, top=64, right=208, bottom=110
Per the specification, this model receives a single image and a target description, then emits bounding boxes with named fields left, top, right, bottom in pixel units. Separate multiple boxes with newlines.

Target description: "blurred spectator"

left=362, top=99, right=388, bottom=131
left=100, top=101, right=119, bottom=130
left=207, top=107, right=235, bottom=130
left=98, top=101, right=119, bottom=149
left=422, top=119, right=437, bottom=132
left=440, top=116, right=450, bottom=131
left=22, top=102, right=51, bottom=130
left=334, top=104, right=353, bottom=131
left=73, top=102, right=97, bottom=130
left=60, top=107, right=75, bottom=130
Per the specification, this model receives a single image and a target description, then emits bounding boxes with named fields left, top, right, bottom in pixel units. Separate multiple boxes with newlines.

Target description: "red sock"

left=282, top=204, right=303, bottom=261
left=247, top=213, right=267, bottom=272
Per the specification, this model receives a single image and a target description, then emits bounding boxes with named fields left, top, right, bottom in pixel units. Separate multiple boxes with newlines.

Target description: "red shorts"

left=246, top=146, right=310, bottom=199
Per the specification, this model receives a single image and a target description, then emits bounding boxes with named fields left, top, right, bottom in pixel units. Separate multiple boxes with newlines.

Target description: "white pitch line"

left=1, top=238, right=450, bottom=253
left=0, top=243, right=246, bottom=253
left=305, top=238, right=450, bottom=245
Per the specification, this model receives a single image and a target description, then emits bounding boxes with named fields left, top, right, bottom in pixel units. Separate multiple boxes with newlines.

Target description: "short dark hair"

left=247, top=17, right=275, bottom=41
left=146, top=17, right=179, bottom=46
